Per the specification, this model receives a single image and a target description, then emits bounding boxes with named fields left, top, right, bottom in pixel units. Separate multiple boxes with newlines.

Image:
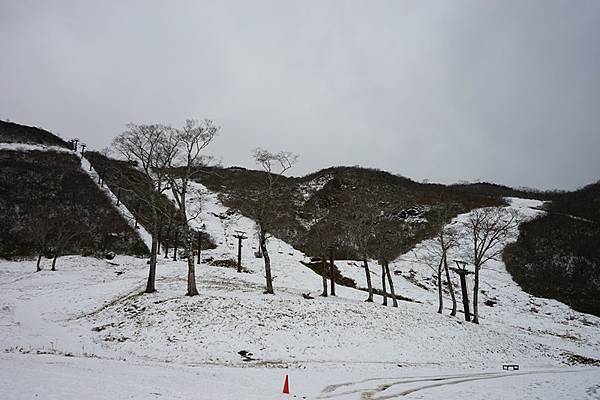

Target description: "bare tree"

left=168, top=119, right=219, bottom=296
left=306, top=211, right=331, bottom=297
left=346, top=215, right=377, bottom=302
left=305, top=202, right=349, bottom=298
left=22, top=205, right=87, bottom=271
left=383, top=259, right=398, bottom=307
left=373, top=212, right=401, bottom=307
left=112, top=123, right=179, bottom=293
left=422, top=223, right=462, bottom=315
left=251, top=148, right=298, bottom=294
left=47, top=206, right=88, bottom=271
left=363, top=258, right=374, bottom=302
left=463, top=207, right=518, bottom=323
left=20, top=207, right=53, bottom=272
left=381, top=262, right=388, bottom=306
left=441, top=228, right=460, bottom=316
left=373, top=232, right=398, bottom=308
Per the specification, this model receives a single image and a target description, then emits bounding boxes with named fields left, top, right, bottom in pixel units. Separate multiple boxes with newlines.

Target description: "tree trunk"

left=172, top=230, right=178, bottom=261
left=381, top=263, right=388, bottom=306
left=363, top=257, right=373, bottom=302
left=157, top=225, right=162, bottom=254
left=186, top=230, right=199, bottom=296
left=145, top=237, right=158, bottom=293
left=51, top=254, right=58, bottom=271
left=36, top=254, right=42, bottom=272
left=437, top=258, right=444, bottom=314
left=261, top=233, right=274, bottom=294
left=329, top=248, right=336, bottom=296
left=384, top=260, right=398, bottom=307
left=472, top=266, right=480, bottom=324
left=163, top=225, right=171, bottom=259
left=443, top=254, right=457, bottom=316
left=320, top=258, right=328, bottom=297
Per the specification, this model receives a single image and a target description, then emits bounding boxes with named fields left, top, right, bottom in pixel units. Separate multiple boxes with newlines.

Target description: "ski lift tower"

left=453, top=260, right=473, bottom=322
left=233, top=230, right=248, bottom=273
left=197, top=223, right=206, bottom=264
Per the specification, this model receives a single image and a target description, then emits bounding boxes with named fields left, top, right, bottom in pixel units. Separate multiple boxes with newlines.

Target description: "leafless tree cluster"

left=345, top=211, right=377, bottom=302
left=306, top=204, right=335, bottom=297
left=106, top=119, right=517, bottom=326
left=421, top=222, right=460, bottom=316
left=373, top=222, right=400, bottom=307
left=112, top=123, right=179, bottom=293
left=111, top=119, right=218, bottom=296
left=23, top=205, right=88, bottom=271
left=422, top=206, right=518, bottom=323
left=340, top=200, right=406, bottom=306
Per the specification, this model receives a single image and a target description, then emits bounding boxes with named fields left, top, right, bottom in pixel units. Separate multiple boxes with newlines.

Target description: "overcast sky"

left=1, top=1, right=599, bottom=190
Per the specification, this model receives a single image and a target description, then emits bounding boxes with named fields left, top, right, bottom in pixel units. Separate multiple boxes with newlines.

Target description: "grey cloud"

left=1, top=0, right=599, bottom=190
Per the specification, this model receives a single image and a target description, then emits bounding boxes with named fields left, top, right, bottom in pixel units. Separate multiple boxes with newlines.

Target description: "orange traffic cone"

left=282, top=374, right=290, bottom=394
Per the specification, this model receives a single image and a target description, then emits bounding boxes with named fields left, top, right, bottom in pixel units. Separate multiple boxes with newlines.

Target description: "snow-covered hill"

left=1, top=187, right=599, bottom=399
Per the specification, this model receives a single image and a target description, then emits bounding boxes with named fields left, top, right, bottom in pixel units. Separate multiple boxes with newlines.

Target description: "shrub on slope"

left=504, top=182, right=600, bottom=316
left=193, top=165, right=509, bottom=261
left=84, top=151, right=216, bottom=252
left=0, top=150, right=147, bottom=257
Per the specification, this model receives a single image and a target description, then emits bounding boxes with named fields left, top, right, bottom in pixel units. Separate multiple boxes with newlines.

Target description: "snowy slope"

left=1, top=188, right=599, bottom=398
left=80, top=155, right=152, bottom=250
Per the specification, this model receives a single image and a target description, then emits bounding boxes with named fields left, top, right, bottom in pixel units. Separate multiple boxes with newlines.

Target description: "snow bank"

left=0, top=142, right=73, bottom=153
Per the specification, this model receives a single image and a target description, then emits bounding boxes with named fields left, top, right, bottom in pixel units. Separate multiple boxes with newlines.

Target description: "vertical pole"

left=459, top=272, right=471, bottom=322
left=237, top=236, right=243, bottom=273
left=329, top=247, right=336, bottom=296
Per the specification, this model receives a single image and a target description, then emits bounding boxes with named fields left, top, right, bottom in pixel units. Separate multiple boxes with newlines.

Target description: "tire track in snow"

left=319, top=369, right=595, bottom=399
left=318, top=372, right=498, bottom=399
left=587, top=384, right=600, bottom=400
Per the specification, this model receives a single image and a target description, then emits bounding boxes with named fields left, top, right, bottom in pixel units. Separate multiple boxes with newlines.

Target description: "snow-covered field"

left=1, top=185, right=599, bottom=398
